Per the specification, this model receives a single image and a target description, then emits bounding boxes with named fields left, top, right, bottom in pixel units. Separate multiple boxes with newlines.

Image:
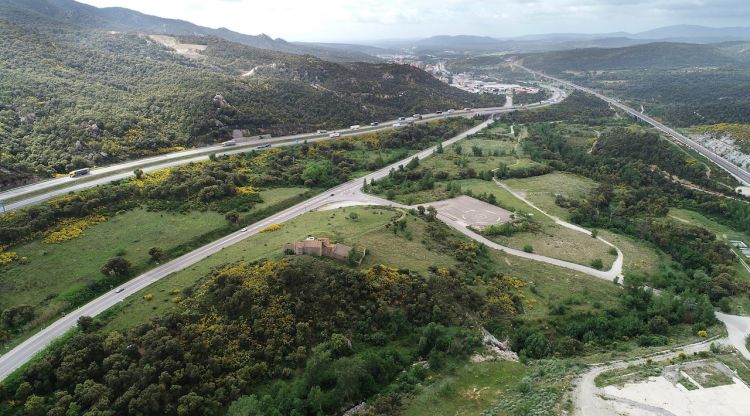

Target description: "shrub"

left=523, top=245, right=534, bottom=253
left=260, top=223, right=283, bottom=233
left=100, top=256, right=131, bottom=277
left=143, top=293, right=154, bottom=301
left=718, top=297, right=732, bottom=313
left=148, top=247, right=165, bottom=263
left=590, top=259, right=603, bottom=270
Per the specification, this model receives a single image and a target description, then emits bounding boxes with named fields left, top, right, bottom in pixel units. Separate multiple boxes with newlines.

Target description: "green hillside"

left=0, top=9, right=502, bottom=187
left=522, top=42, right=738, bottom=72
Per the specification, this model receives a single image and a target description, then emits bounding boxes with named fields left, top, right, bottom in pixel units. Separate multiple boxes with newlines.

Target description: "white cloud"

left=77, top=0, right=750, bottom=41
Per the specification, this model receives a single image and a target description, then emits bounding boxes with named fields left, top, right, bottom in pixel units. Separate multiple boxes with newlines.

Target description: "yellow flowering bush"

left=0, top=251, right=18, bottom=266
left=48, top=194, right=81, bottom=210
left=142, top=146, right=187, bottom=156
left=695, top=123, right=750, bottom=142
left=130, top=168, right=171, bottom=187
left=143, top=293, right=154, bottom=301
left=697, top=330, right=708, bottom=337
left=487, top=293, right=518, bottom=315
left=44, top=214, right=107, bottom=244
left=260, top=223, right=283, bottom=233
left=0, top=211, right=17, bottom=222
left=236, top=186, right=259, bottom=195
left=364, top=264, right=408, bottom=287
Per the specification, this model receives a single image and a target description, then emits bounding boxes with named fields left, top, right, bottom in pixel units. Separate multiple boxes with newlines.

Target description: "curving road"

left=0, top=112, right=515, bottom=380
left=515, top=64, right=750, bottom=186
left=573, top=337, right=725, bottom=416
left=0, top=92, right=565, bottom=212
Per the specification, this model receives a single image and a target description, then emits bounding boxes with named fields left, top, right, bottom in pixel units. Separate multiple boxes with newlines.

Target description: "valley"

left=2, top=1, right=750, bottom=416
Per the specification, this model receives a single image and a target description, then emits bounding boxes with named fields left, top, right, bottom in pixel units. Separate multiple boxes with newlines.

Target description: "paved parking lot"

left=429, top=195, right=513, bottom=229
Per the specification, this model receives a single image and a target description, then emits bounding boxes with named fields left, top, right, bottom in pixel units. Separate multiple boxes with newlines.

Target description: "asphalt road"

left=0, top=98, right=559, bottom=380
left=516, top=64, right=750, bottom=186
left=0, top=96, right=561, bottom=212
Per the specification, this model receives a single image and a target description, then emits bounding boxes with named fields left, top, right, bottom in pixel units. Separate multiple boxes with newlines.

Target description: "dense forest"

left=0, top=11, right=501, bottom=187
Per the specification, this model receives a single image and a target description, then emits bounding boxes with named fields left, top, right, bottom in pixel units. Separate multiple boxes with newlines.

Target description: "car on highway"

left=446, top=109, right=455, bottom=113
left=316, top=129, right=327, bottom=134
left=436, top=111, right=443, bottom=114
left=241, top=227, right=248, bottom=232
left=256, top=143, right=272, bottom=149
left=463, top=107, right=473, bottom=111
left=350, top=125, right=360, bottom=130
left=398, top=116, right=406, bottom=121
left=115, top=287, right=124, bottom=293
left=329, top=132, right=341, bottom=138
left=369, top=122, right=379, bottom=126
left=393, top=122, right=402, bottom=127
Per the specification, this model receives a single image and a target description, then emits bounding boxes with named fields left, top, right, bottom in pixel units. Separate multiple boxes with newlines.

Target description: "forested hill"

left=0, top=0, right=378, bottom=63
left=521, top=42, right=740, bottom=72
left=0, top=11, right=502, bottom=187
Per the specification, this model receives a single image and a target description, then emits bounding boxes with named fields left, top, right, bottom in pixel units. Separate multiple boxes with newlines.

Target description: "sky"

left=78, top=0, right=750, bottom=42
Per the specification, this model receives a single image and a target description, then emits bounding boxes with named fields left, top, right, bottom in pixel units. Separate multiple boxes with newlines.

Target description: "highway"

left=0, top=95, right=561, bottom=212
left=0, top=92, right=566, bottom=381
left=516, top=64, right=750, bottom=186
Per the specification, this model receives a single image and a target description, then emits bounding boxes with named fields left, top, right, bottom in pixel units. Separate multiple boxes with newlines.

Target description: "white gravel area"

left=602, top=375, right=750, bottom=416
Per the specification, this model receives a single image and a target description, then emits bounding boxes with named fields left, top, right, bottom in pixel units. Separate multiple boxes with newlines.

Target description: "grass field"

left=0, top=187, right=308, bottom=350
left=487, top=248, right=622, bottom=320
left=0, top=210, right=224, bottom=312
left=490, top=223, right=615, bottom=269
left=384, top=177, right=613, bottom=268
left=403, top=359, right=585, bottom=416
left=402, top=361, right=525, bottom=416
left=416, top=138, right=518, bottom=179
left=100, top=206, right=458, bottom=331
left=453, top=179, right=613, bottom=269
left=669, top=208, right=750, bottom=243
left=503, top=172, right=599, bottom=220
left=597, top=230, right=665, bottom=275
left=458, top=179, right=550, bottom=217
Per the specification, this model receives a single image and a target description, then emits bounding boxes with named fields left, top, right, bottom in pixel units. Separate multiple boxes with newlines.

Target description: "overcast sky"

left=78, top=0, right=750, bottom=42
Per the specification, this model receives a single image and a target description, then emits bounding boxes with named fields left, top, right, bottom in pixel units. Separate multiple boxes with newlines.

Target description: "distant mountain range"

left=363, top=25, right=750, bottom=54
left=520, top=41, right=747, bottom=72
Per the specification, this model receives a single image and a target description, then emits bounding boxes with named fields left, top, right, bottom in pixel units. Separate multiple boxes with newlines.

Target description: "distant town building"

left=283, top=237, right=352, bottom=262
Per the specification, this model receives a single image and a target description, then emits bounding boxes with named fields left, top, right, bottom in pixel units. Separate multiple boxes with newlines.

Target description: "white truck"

left=350, top=125, right=360, bottom=130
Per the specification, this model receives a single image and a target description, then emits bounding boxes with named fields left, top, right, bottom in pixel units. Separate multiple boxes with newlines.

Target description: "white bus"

left=69, top=168, right=90, bottom=178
